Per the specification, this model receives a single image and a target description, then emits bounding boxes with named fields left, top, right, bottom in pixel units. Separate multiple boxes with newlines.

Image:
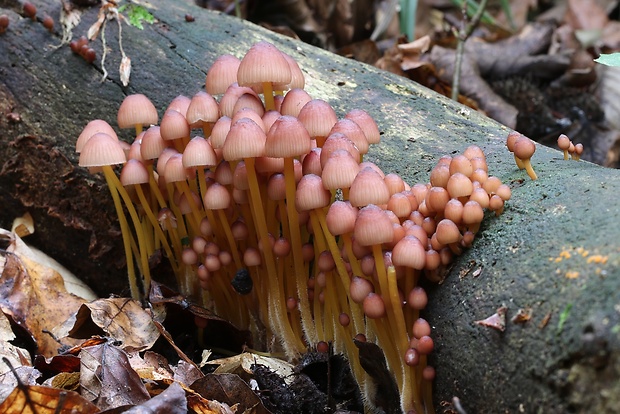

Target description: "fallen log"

left=0, top=1, right=619, bottom=412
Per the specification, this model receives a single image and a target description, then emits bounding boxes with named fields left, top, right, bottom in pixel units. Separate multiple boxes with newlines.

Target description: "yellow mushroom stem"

left=244, top=156, right=304, bottom=357
left=368, top=245, right=403, bottom=387
left=373, top=247, right=406, bottom=393
left=521, top=158, right=538, bottom=180
left=164, top=183, right=189, bottom=241
left=403, top=267, right=417, bottom=336
left=134, top=184, right=179, bottom=274
left=386, top=266, right=420, bottom=414
left=176, top=181, right=203, bottom=235
left=314, top=211, right=365, bottom=334
left=341, top=232, right=364, bottom=278
left=145, top=164, right=167, bottom=209
left=262, top=81, right=276, bottom=112
left=283, top=157, right=319, bottom=345
left=312, top=209, right=367, bottom=391
left=202, top=123, right=214, bottom=141
left=513, top=154, right=525, bottom=170
left=104, top=166, right=152, bottom=299
left=308, top=218, right=336, bottom=342
left=101, top=166, right=140, bottom=300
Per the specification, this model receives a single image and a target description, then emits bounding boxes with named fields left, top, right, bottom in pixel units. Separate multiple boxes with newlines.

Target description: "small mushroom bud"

left=23, top=2, right=36, bottom=20
left=513, top=137, right=537, bottom=180
left=557, top=134, right=571, bottom=160
left=42, top=15, right=54, bottom=32
left=572, top=143, right=583, bottom=161
left=0, top=15, right=9, bottom=34
left=506, top=131, right=525, bottom=169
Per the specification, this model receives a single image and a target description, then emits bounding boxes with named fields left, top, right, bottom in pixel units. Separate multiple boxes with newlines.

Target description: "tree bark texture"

left=1, top=1, right=619, bottom=413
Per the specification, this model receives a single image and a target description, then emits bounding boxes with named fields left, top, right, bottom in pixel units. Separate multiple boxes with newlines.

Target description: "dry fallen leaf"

left=33, top=353, right=81, bottom=377
left=210, top=352, right=295, bottom=385
left=185, top=387, right=236, bottom=414
left=124, top=381, right=186, bottom=414
left=67, top=298, right=160, bottom=351
left=475, top=305, right=508, bottom=332
left=0, top=249, right=86, bottom=357
left=0, top=366, right=41, bottom=389
left=0, top=311, right=34, bottom=382
left=0, top=384, right=98, bottom=414
left=191, top=373, right=270, bottom=414
left=1, top=227, right=97, bottom=301
left=79, top=341, right=150, bottom=410
left=173, top=359, right=205, bottom=389
left=120, top=55, right=132, bottom=87
left=127, top=350, right=174, bottom=382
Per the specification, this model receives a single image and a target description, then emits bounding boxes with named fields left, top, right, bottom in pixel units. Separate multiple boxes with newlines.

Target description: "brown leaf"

left=191, top=373, right=271, bottom=414
left=210, top=352, right=295, bottom=384
left=511, top=307, right=533, bottom=324
left=68, top=298, right=160, bottom=351
left=475, top=305, right=508, bottom=332
left=33, top=354, right=81, bottom=376
left=122, top=381, right=187, bottom=414
left=0, top=251, right=85, bottom=357
left=126, top=350, right=180, bottom=383
left=0, top=384, right=98, bottom=413
left=186, top=389, right=236, bottom=414
left=337, top=39, right=381, bottom=65
left=0, top=311, right=34, bottom=381
left=172, top=359, right=205, bottom=388
left=79, top=341, right=150, bottom=409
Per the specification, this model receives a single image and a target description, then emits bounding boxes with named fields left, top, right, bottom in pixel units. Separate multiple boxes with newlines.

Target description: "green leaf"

left=557, top=303, right=572, bottom=335
left=399, top=0, right=418, bottom=41
left=119, top=4, right=155, bottom=30
left=594, top=53, right=620, bottom=67
left=450, top=0, right=498, bottom=27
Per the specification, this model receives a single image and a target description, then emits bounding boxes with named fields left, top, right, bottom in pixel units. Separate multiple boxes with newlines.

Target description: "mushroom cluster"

left=76, top=41, right=510, bottom=414
left=557, top=133, right=583, bottom=161
left=70, top=36, right=97, bottom=64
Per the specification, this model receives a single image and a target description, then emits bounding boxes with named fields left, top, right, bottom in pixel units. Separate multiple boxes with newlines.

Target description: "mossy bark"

left=0, top=1, right=619, bottom=412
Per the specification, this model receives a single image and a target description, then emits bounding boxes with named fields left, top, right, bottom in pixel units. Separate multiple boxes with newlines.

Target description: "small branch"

left=100, top=18, right=109, bottom=83
left=451, top=0, right=489, bottom=101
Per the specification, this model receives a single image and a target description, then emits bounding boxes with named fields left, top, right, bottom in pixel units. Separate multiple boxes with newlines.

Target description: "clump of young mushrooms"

left=77, top=41, right=512, bottom=414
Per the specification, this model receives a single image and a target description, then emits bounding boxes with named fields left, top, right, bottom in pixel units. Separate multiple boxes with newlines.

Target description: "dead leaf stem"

left=452, top=0, right=490, bottom=101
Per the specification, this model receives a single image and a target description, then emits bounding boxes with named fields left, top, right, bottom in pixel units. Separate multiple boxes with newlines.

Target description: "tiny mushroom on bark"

left=512, top=136, right=537, bottom=180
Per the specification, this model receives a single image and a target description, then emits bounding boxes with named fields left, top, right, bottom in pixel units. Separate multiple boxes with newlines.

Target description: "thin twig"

left=452, top=396, right=468, bottom=414
left=100, top=17, right=108, bottom=83
left=451, top=0, right=489, bottom=101
left=117, top=13, right=125, bottom=60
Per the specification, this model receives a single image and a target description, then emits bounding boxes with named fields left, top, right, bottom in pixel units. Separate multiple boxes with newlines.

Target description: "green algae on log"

left=0, top=1, right=619, bottom=412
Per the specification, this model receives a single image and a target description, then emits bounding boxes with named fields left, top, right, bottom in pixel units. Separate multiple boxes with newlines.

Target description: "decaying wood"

left=1, top=1, right=619, bottom=412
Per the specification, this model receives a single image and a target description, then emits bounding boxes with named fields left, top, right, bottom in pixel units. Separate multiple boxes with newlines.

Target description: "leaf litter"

left=0, top=224, right=361, bottom=412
